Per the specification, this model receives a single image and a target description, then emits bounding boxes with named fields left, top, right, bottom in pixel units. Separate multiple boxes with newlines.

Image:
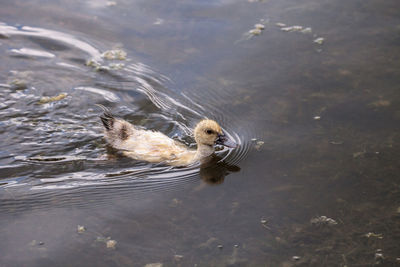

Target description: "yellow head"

left=194, top=119, right=237, bottom=148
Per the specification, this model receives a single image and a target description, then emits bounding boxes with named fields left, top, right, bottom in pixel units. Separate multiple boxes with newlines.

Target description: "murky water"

left=1, top=0, right=400, bottom=266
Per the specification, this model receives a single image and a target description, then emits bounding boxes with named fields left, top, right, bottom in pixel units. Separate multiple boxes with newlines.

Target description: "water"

left=1, top=0, right=400, bottom=266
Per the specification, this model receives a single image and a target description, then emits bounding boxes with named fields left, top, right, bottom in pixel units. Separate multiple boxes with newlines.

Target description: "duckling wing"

left=121, top=130, right=190, bottom=162
left=99, top=109, right=193, bottom=163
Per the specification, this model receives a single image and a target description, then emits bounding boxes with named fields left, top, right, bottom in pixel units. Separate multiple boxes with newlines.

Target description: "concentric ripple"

left=0, top=22, right=252, bottom=212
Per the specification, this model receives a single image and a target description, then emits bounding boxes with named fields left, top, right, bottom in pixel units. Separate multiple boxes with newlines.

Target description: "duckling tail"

left=96, top=104, right=114, bottom=131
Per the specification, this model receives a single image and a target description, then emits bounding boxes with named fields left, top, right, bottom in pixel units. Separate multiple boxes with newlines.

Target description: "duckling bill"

left=99, top=106, right=237, bottom=166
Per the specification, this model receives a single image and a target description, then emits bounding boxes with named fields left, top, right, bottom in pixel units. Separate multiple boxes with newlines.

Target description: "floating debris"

left=29, top=240, right=44, bottom=246
left=375, top=249, right=384, bottom=262
left=38, top=93, right=68, bottom=104
left=109, top=63, right=125, bottom=70
left=28, top=240, right=46, bottom=252
left=301, top=27, right=312, bottom=34
left=260, top=218, right=271, bottom=230
left=330, top=141, right=344, bottom=145
left=217, top=244, right=223, bottom=249
left=249, top=28, right=262, bottom=35
left=170, top=198, right=182, bottom=207
left=254, top=23, right=265, bottom=30
left=77, top=225, right=86, bottom=234
left=365, top=232, right=383, bottom=239
left=313, top=37, right=325, bottom=45
left=153, top=18, right=164, bottom=25
left=292, top=256, right=301, bottom=261
left=369, top=99, right=391, bottom=107
left=101, top=49, right=127, bottom=60
left=248, top=21, right=266, bottom=36
left=310, top=216, right=338, bottom=226
left=281, top=25, right=303, bottom=32
left=144, top=264, right=163, bottom=267
left=274, top=22, right=324, bottom=48
left=106, top=1, right=117, bottom=6
left=198, top=237, right=218, bottom=248
left=86, top=59, right=102, bottom=70
left=235, top=20, right=268, bottom=43
left=353, top=151, right=366, bottom=158
left=106, top=239, right=117, bottom=249
left=313, top=116, right=321, bottom=120
left=254, top=140, right=264, bottom=151
left=9, top=79, right=27, bottom=90
left=86, top=59, right=125, bottom=71
left=96, top=236, right=117, bottom=249
left=96, top=236, right=108, bottom=242
left=174, top=255, right=183, bottom=261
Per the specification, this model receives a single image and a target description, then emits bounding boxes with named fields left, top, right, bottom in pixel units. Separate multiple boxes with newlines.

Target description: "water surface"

left=1, top=0, right=400, bottom=266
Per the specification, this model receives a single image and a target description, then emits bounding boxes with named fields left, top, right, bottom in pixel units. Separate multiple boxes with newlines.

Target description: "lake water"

left=1, top=0, right=400, bottom=266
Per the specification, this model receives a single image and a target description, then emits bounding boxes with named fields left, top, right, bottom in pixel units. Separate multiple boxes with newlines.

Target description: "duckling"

left=99, top=106, right=237, bottom=166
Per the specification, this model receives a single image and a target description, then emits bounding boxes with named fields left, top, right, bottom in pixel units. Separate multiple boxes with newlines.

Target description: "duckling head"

left=194, top=119, right=237, bottom=148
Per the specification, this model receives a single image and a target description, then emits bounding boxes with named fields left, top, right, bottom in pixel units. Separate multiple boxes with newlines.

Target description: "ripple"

left=0, top=21, right=251, bottom=213
left=10, top=48, right=56, bottom=58
left=0, top=23, right=102, bottom=60
left=75, top=86, right=120, bottom=102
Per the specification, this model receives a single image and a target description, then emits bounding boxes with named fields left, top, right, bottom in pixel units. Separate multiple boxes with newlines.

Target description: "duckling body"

left=99, top=107, right=237, bottom=166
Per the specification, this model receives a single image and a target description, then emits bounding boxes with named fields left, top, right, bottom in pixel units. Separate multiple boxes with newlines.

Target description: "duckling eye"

left=206, top=129, right=214, bottom=135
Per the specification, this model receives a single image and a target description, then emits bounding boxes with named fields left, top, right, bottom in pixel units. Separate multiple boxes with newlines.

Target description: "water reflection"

left=199, top=154, right=241, bottom=185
